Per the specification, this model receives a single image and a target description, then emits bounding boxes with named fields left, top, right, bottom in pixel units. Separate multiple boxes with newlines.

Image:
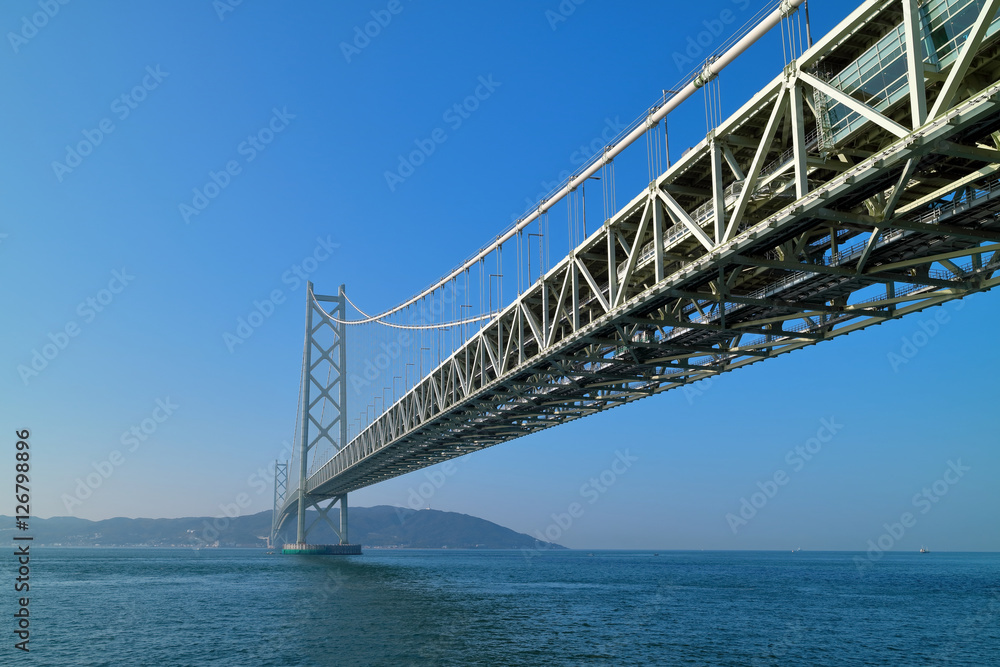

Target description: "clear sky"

left=2, top=0, right=997, bottom=551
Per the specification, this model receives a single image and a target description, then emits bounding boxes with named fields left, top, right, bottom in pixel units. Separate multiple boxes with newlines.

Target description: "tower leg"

left=340, top=494, right=348, bottom=545
left=295, top=285, right=315, bottom=545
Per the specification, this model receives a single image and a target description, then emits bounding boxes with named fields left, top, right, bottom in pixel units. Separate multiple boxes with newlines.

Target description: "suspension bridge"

left=272, top=0, right=1000, bottom=553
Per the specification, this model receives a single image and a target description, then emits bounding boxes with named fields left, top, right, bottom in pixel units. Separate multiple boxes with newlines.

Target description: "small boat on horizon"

left=920, top=546, right=930, bottom=553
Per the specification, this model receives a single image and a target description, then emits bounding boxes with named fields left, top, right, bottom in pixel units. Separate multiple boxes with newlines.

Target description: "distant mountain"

left=348, top=506, right=564, bottom=549
left=0, top=507, right=564, bottom=550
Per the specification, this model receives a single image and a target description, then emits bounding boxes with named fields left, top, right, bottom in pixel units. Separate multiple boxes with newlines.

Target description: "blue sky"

left=2, top=0, right=997, bottom=551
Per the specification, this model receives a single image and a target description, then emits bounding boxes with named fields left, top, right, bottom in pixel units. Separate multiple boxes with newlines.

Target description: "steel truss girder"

left=303, top=0, right=1000, bottom=499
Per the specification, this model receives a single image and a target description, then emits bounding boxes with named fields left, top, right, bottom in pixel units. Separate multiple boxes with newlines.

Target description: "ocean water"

left=16, top=548, right=1000, bottom=665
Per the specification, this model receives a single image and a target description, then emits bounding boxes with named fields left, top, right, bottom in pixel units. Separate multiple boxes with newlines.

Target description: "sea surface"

left=13, top=548, right=1000, bottom=665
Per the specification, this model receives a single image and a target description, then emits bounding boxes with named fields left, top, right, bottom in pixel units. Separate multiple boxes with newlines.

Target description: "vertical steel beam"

left=571, top=260, right=580, bottom=329
left=338, top=285, right=348, bottom=455
left=607, top=225, right=618, bottom=307
left=653, top=196, right=665, bottom=282
left=480, top=331, right=487, bottom=385
left=295, top=283, right=316, bottom=545
left=790, top=79, right=809, bottom=199
left=336, top=286, right=349, bottom=547
left=902, top=0, right=927, bottom=128
left=710, top=139, right=726, bottom=244
left=541, top=279, right=549, bottom=351
left=519, top=303, right=526, bottom=363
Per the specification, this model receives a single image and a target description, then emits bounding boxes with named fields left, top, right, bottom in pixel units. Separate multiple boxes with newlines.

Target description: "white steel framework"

left=272, top=283, right=351, bottom=547
left=275, top=0, right=1000, bottom=531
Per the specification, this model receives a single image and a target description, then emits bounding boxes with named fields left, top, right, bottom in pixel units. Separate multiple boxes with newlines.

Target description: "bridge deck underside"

left=281, top=0, right=1000, bottom=514
left=312, top=201, right=998, bottom=497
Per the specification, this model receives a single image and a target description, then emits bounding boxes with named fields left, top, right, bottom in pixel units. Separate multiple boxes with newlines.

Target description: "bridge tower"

left=268, top=461, right=287, bottom=549
left=276, top=282, right=361, bottom=555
